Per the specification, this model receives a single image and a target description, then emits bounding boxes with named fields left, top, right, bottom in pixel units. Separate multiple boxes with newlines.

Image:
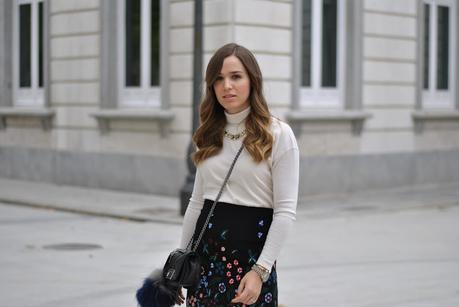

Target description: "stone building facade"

left=1, top=0, right=458, bottom=198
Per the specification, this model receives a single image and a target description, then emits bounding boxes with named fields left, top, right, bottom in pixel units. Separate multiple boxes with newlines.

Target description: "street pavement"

left=1, top=178, right=459, bottom=306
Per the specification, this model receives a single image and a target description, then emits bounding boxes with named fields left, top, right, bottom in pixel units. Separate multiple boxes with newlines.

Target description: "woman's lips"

left=223, top=94, right=237, bottom=99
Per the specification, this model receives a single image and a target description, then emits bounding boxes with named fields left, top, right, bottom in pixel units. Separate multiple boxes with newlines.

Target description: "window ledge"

left=90, top=109, right=175, bottom=137
left=412, top=110, right=459, bottom=133
left=285, top=110, right=372, bottom=136
left=0, top=108, right=55, bottom=130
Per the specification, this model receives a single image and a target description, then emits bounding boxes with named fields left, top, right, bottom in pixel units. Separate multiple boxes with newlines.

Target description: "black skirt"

left=186, top=199, right=278, bottom=307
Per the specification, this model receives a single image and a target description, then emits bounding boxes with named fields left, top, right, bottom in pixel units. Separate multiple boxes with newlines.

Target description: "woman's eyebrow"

left=218, top=71, right=244, bottom=75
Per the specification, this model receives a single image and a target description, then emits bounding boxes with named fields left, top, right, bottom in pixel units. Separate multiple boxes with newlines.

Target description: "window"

left=118, top=0, right=161, bottom=108
left=422, top=0, right=457, bottom=108
left=13, top=0, right=44, bottom=107
left=300, top=0, right=346, bottom=108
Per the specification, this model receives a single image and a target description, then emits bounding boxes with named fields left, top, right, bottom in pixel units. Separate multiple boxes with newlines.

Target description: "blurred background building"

left=0, top=0, right=458, bottom=199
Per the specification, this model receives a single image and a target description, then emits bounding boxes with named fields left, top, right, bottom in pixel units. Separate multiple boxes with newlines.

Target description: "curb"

left=0, top=197, right=183, bottom=225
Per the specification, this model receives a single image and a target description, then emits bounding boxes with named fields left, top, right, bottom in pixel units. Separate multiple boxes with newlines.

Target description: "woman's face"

left=213, top=55, right=251, bottom=114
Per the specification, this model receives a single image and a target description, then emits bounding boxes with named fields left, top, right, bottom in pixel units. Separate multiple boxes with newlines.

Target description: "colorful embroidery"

left=187, top=201, right=277, bottom=306
left=218, top=282, right=226, bottom=293
left=187, top=228, right=278, bottom=306
left=265, top=292, right=273, bottom=303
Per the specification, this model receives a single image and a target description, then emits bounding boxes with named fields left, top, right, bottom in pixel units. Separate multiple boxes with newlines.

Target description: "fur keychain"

left=136, top=269, right=179, bottom=307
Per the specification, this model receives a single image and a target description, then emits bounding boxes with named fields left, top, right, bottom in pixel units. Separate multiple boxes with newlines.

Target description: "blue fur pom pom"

left=136, top=269, right=177, bottom=307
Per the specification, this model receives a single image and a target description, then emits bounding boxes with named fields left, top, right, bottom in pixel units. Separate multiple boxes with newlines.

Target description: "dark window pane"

left=322, top=0, right=337, bottom=87
left=19, top=4, right=31, bottom=88
left=126, top=0, right=141, bottom=87
left=437, top=5, right=449, bottom=90
left=151, top=0, right=160, bottom=86
left=301, top=0, right=312, bottom=87
left=38, top=2, right=44, bottom=88
left=423, top=4, right=430, bottom=89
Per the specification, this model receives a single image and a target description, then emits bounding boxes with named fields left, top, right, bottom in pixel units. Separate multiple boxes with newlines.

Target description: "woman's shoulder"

left=270, top=116, right=295, bottom=138
left=270, top=116, right=298, bottom=152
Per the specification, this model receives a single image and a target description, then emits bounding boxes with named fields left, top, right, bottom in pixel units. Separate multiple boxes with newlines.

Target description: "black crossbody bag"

left=136, top=144, right=244, bottom=307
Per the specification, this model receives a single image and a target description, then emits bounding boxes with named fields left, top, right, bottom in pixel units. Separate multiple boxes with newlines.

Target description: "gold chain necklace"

left=224, top=129, right=246, bottom=140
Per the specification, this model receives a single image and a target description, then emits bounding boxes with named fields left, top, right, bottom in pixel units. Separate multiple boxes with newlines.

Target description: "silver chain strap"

left=186, top=143, right=244, bottom=252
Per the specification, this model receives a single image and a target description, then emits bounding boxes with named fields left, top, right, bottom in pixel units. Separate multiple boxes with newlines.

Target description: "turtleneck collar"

left=224, top=106, right=251, bottom=125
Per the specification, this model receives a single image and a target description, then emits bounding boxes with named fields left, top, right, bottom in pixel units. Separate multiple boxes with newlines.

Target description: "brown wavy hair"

left=192, top=43, right=273, bottom=165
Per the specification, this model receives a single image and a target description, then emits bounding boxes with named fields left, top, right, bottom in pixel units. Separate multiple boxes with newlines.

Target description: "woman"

left=180, top=43, right=299, bottom=306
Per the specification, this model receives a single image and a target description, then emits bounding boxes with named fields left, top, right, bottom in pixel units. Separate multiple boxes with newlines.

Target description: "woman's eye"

left=232, top=75, right=241, bottom=80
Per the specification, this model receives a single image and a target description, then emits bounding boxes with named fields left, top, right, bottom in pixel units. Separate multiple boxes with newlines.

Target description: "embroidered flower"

left=237, top=267, right=243, bottom=274
left=187, top=295, right=197, bottom=306
left=264, top=292, right=273, bottom=303
left=199, top=276, right=209, bottom=288
left=258, top=220, right=264, bottom=227
left=236, top=275, right=241, bottom=281
left=226, top=263, right=232, bottom=269
left=202, top=243, right=209, bottom=255
left=222, top=256, right=227, bottom=261
left=257, top=232, right=263, bottom=239
left=233, top=259, right=239, bottom=266
left=218, top=282, right=226, bottom=293
left=220, top=230, right=228, bottom=240
left=221, top=246, right=226, bottom=252
left=226, top=271, right=231, bottom=277
left=215, top=262, right=225, bottom=275
left=229, top=278, right=234, bottom=284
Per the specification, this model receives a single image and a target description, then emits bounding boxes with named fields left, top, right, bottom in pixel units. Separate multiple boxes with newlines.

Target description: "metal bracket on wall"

left=0, top=116, right=6, bottom=130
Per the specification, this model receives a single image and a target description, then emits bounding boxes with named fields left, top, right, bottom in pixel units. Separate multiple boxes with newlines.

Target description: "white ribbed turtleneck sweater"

left=180, top=106, right=299, bottom=271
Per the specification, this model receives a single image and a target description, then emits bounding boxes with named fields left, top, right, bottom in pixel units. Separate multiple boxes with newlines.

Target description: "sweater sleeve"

left=179, top=169, right=205, bottom=249
left=256, top=146, right=299, bottom=271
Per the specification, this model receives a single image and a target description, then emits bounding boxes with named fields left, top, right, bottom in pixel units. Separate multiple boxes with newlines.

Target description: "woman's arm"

left=233, top=146, right=299, bottom=306
left=179, top=169, right=205, bottom=249
left=256, top=146, right=300, bottom=271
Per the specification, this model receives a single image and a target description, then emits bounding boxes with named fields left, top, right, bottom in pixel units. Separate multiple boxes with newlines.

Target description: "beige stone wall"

left=168, top=0, right=194, bottom=159
left=48, top=0, right=101, bottom=151
left=360, top=0, right=418, bottom=153
left=361, top=0, right=459, bottom=153
left=1, top=0, right=458, bottom=160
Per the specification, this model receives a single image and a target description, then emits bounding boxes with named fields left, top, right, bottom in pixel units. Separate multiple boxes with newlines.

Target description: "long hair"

left=192, top=43, right=273, bottom=165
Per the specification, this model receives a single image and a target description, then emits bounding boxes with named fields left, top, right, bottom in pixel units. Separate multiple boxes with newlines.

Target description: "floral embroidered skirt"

left=187, top=199, right=278, bottom=307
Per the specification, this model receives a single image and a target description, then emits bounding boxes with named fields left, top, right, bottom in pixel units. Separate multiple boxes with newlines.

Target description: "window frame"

left=422, top=0, right=457, bottom=109
left=12, top=0, right=44, bottom=107
left=299, top=0, right=347, bottom=109
left=117, top=0, right=161, bottom=109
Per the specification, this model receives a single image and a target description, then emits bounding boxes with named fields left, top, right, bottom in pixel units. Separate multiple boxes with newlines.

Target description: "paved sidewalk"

left=1, top=177, right=459, bottom=306
left=0, top=178, right=182, bottom=224
left=1, top=177, right=459, bottom=222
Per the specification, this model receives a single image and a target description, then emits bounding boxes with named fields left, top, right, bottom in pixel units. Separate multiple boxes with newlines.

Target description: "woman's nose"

left=223, top=78, right=232, bottom=89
